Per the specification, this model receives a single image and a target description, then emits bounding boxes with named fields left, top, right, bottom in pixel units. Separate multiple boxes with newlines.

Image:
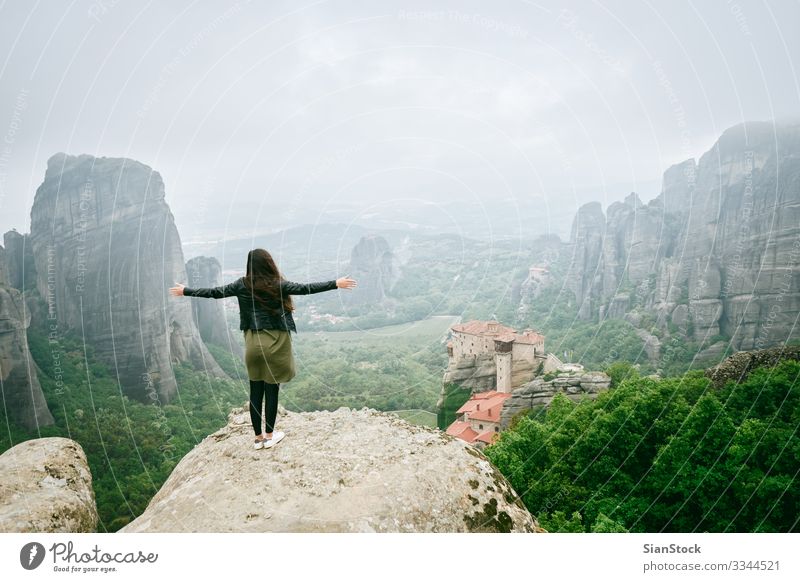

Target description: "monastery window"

left=478, top=424, right=483, bottom=430
left=494, top=426, right=499, bottom=432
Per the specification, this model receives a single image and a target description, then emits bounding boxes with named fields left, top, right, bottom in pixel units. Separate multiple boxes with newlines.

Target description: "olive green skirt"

left=243, top=329, right=296, bottom=383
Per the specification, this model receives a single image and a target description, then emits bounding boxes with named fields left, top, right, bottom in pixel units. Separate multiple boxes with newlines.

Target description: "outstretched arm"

left=169, top=279, right=241, bottom=299
left=280, top=276, right=357, bottom=295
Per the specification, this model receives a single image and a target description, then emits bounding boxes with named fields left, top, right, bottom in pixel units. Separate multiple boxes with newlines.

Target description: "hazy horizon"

left=1, top=1, right=798, bottom=243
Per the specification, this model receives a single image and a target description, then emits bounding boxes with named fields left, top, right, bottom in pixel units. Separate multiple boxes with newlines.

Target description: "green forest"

left=1, top=326, right=246, bottom=531
left=2, top=231, right=797, bottom=533
left=287, top=316, right=452, bottom=412
left=0, top=314, right=454, bottom=531
left=484, top=361, right=800, bottom=533
left=301, top=232, right=717, bottom=378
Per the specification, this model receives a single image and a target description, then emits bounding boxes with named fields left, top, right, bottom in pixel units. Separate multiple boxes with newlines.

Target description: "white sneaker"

left=253, top=435, right=266, bottom=450
left=263, top=431, right=285, bottom=449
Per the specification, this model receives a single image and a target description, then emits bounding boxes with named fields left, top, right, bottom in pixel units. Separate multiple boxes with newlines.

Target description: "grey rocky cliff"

left=563, top=121, right=800, bottom=350
left=28, top=153, right=227, bottom=403
left=516, top=235, right=561, bottom=322
left=660, top=158, right=698, bottom=216
left=566, top=201, right=607, bottom=320
left=0, top=437, right=97, bottom=532
left=344, top=234, right=400, bottom=305
left=3, top=230, right=36, bottom=291
left=122, top=406, right=540, bottom=533
left=0, top=244, right=53, bottom=429
left=442, top=353, right=537, bottom=393
left=705, top=345, right=800, bottom=388
left=499, top=372, right=611, bottom=427
left=185, top=256, right=243, bottom=357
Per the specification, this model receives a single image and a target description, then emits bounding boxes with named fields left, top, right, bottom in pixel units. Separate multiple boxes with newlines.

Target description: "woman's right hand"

left=336, top=276, right=357, bottom=290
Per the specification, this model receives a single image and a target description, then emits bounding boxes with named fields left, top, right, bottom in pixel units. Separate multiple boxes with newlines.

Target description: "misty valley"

left=1, top=121, right=798, bottom=533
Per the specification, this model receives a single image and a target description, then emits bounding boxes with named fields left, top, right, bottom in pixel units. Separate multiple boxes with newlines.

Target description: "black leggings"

left=249, top=380, right=280, bottom=436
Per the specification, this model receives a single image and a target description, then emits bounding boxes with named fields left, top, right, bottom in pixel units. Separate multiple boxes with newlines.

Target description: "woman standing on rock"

left=169, top=249, right=357, bottom=450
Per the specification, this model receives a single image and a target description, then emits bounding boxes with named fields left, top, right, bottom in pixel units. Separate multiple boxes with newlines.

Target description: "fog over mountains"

left=2, top=119, right=798, bottom=429
left=2, top=2, right=798, bottom=245
left=563, top=121, right=800, bottom=351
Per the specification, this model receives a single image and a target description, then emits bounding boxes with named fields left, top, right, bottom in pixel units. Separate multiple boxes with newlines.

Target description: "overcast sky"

left=0, top=0, right=798, bottom=241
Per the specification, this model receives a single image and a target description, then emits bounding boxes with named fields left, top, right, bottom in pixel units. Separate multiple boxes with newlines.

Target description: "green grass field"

left=387, top=409, right=439, bottom=428
left=308, top=315, right=460, bottom=343
left=289, top=315, right=458, bottom=418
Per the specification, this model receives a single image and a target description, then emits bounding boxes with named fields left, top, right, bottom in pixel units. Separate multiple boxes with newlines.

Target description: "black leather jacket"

left=183, top=277, right=338, bottom=333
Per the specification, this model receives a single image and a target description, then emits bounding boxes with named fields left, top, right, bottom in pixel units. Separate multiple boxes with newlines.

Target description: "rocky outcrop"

left=185, top=256, right=242, bottom=356
left=344, top=234, right=400, bottom=304
left=635, top=328, right=661, bottom=362
left=695, top=340, right=730, bottom=364
left=566, top=201, right=606, bottom=319
left=564, top=121, right=800, bottom=350
left=28, top=153, right=227, bottom=403
left=0, top=244, right=53, bottom=429
left=442, top=354, right=537, bottom=392
left=660, top=158, right=697, bottom=216
left=705, top=345, right=800, bottom=388
left=0, top=437, right=98, bottom=532
left=515, top=237, right=562, bottom=322
left=567, top=193, right=672, bottom=322
left=0, top=245, right=6, bottom=284
left=499, top=372, right=611, bottom=427
left=122, top=406, right=539, bottom=533
left=3, top=230, right=36, bottom=291
left=443, top=354, right=496, bottom=392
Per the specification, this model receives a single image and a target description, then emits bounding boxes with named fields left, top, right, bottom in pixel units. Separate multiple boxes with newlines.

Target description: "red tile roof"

left=455, top=390, right=512, bottom=422
left=450, top=320, right=544, bottom=346
left=469, top=393, right=512, bottom=421
left=475, top=430, right=500, bottom=444
left=448, top=390, right=512, bottom=444
left=451, top=320, right=516, bottom=337
left=513, top=330, right=545, bottom=345
left=445, top=421, right=479, bottom=443
left=456, top=390, right=501, bottom=414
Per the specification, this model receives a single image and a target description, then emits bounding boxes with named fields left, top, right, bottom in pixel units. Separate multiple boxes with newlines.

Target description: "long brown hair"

left=242, top=248, right=294, bottom=313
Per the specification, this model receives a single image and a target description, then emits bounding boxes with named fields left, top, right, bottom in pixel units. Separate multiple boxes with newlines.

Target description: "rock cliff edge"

left=122, top=407, right=540, bottom=533
left=0, top=437, right=97, bottom=532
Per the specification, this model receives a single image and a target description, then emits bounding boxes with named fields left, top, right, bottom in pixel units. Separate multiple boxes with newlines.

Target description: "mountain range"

left=1, top=120, right=798, bottom=429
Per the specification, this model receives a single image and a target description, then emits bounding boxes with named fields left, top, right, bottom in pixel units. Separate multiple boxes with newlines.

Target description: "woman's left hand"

left=169, top=283, right=186, bottom=297
left=336, top=276, right=357, bottom=290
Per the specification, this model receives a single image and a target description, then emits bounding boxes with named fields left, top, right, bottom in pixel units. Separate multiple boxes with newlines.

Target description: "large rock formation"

left=566, top=201, right=607, bottom=320
left=515, top=235, right=563, bottom=322
left=0, top=244, right=53, bottom=429
left=442, top=353, right=538, bottom=392
left=563, top=121, right=800, bottom=350
left=705, top=345, right=800, bottom=388
left=185, top=256, right=242, bottom=356
left=344, top=234, right=400, bottom=304
left=28, top=153, right=227, bottom=403
left=122, top=406, right=539, bottom=533
left=499, top=371, right=611, bottom=427
left=0, top=437, right=98, bottom=532
left=3, top=230, right=36, bottom=291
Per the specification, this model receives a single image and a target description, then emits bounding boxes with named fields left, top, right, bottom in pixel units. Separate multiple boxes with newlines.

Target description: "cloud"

left=0, top=0, right=797, bottom=238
